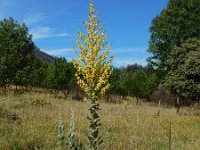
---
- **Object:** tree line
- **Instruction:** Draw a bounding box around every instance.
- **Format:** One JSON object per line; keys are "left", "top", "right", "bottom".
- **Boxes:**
{"left": 0, "top": 18, "right": 75, "bottom": 96}
{"left": 1, "top": 0, "right": 200, "bottom": 104}
{"left": 0, "top": 17, "right": 159, "bottom": 99}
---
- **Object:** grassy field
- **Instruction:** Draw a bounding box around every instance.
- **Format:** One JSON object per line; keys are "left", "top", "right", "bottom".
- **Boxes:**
{"left": 0, "top": 92, "right": 200, "bottom": 150}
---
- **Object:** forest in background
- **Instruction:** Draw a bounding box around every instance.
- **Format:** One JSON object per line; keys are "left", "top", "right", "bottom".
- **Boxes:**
{"left": 0, "top": 0, "right": 200, "bottom": 149}
{"left": 0, "top": 0, "right": 200, "bottom": 107}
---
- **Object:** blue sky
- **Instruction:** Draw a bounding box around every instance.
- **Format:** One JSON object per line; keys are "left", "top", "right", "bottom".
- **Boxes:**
{"left": 0, "top": 0, "right": 169, "bottom": 67}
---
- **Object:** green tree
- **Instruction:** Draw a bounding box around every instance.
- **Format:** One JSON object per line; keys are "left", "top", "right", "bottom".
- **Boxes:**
{"left": 45, "top": 58, "right": 75, "bottom": 97}
{"left": 14, "top": 57, "right": 48, "bottom": 90}
{"left": 131, "top": 71, "right": 148, "bottom": 102}
{"left": 31, "top": 57, "right": 48, "bottom": 88}
{"left": 0, "top": 17, "right": 34, "bottom": 88}
{"left": 144, "top": 73, "right": 160, "bottom": 100}
{"left": 165, "top": 38, "right": 200, "bottom": 102}
{"left": 15, "top": 65, "right": 34, "bottom": 90}
{"left": 148, "top": 0, "right": 200, "bottom": 78}
{"left": 108, "top": 67, "right": 125, "bottom": 96}
{"left": 0, "top": 58, "right": 10, "bottom": 89}
{"left": 119, "top": 72, "right": 134, "bottom": 97}
{"left": 120, "top": 71, "right": 148, "bottom": 102}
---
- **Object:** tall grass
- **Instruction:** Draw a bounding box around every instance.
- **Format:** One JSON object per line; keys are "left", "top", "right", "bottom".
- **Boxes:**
{"left": 0, "top": 92, "right": 200, "bottom": 149}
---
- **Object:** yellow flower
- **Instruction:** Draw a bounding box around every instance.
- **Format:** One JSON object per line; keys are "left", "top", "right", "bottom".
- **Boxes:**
{"left": 73, "top": 1, "right": 113, "bottom": 102}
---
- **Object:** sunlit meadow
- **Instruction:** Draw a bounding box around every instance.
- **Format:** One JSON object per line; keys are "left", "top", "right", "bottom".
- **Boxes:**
{"left": 0, "top": 92, "right": 199, "bottom": 150}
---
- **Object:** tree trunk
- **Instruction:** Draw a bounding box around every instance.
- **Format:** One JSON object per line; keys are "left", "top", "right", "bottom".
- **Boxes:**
{"left": 3, "top": 85, "right": 7, "bottom": 97}
{"left": 135, "top": 96, "right": 139, "bottom": 105}
{"left": 176, "top": 97, "right": 180, "bottom": 114}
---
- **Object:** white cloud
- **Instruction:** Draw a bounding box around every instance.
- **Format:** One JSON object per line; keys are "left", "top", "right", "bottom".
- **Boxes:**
{"left": 23, "top": 12, "right": 70, "bottom": 40}
{"left": 23, "top": 13, "right": 45, "bottom": 26}
{"left": 42, "top": 48, "right": 73, "bottom": 56}
{"left": 30, "top": 26, "right": 70, "bottom": 40}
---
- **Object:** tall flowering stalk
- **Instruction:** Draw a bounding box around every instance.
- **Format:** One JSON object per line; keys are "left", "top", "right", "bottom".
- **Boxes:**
{"left": 72, "top": 1, "right": 113, "bottom": 149}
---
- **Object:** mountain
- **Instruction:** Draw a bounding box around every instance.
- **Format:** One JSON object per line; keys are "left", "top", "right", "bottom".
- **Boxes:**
{"left": 34, "top": 48, "right": 54, "bottom": 63}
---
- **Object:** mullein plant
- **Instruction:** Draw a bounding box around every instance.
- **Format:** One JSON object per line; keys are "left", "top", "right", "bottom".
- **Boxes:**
{"left": 57, "top": 109, "right": 76, "bottom": 150}
{"left": 57, "top": 113, "right": 65, "bottom": 147}
{"left": 66, "top": 108, "right": 75, "bottom": 149}
{"left": 72, "top": 1, "right": 113, "bottom": 149}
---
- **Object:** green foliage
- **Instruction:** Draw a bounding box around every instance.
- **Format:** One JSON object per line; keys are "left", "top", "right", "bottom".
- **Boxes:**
{"left": 0, "top": 17, "right": 50, "bottom": 91}
{"left": 15, "top": 65, "right": 34, "bottom": 89}
{"left": 14, "top": 56, "right": 48, "bottom": 90}
{"left": 0, "top": 17, "right": 35, "bottom": 87}
{"left": 165, "top": 38, "right": 200, "bottom": 101}
{"left": 87, "top": 101, "right": 103, "bottom": 149}
{"left": 108, "top": 67, "right": 159, "bottom": 101}
{"left": 31, "top": 58, "right": 48, "bottom": 88}
{"left": 144, "top": 73, "right": 160, "bottom": 99}
{"left": 131, "top": 71, "right": 148, "bottom": 99}
{"left": 148, "top": 0, "right": 200, "bottom": 78}
{"left": 120, "top": 71, "right": 148, "bottom": 99}
{"left": 119, "top": 72, "right": 134, "bottom": 96}
{"left": 45, "top": 58, "right": 76, "bottom": 97}
{"left": 0, "top": 59, "right": 10, "bottom": 87}
{"left": 108, "top": 68, "right": 125, "bottom": 95}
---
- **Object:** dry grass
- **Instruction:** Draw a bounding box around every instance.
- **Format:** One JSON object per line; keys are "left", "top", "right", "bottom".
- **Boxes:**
{"left": 0, "top": 92, "right": 200, "bottom": 150}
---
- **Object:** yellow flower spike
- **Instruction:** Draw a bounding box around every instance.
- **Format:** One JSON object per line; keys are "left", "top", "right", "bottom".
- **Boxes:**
{"left": 72, "top": 3, "right": 113, "bottom": 146}
{"left": 90, "top": 4, "right": 95, "bottom": 14}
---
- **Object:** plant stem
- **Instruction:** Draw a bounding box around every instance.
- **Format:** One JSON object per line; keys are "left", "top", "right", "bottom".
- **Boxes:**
{"left": 87, "top": 99, "right": 103, "bottom": 150}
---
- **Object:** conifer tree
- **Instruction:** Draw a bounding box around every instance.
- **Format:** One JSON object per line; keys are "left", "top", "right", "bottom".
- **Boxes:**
{"left": 0, "top": 17, "right": 34, "bottom": 88}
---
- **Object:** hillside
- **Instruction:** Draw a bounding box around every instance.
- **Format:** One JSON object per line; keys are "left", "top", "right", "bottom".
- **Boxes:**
{"left": 34, "top": 47, "right": 55, "bottom": 63}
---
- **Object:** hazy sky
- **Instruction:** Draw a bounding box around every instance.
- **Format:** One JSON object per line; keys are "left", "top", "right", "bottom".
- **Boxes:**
{"left": 0, "top": 0, "right": 169, "bottom": 67}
